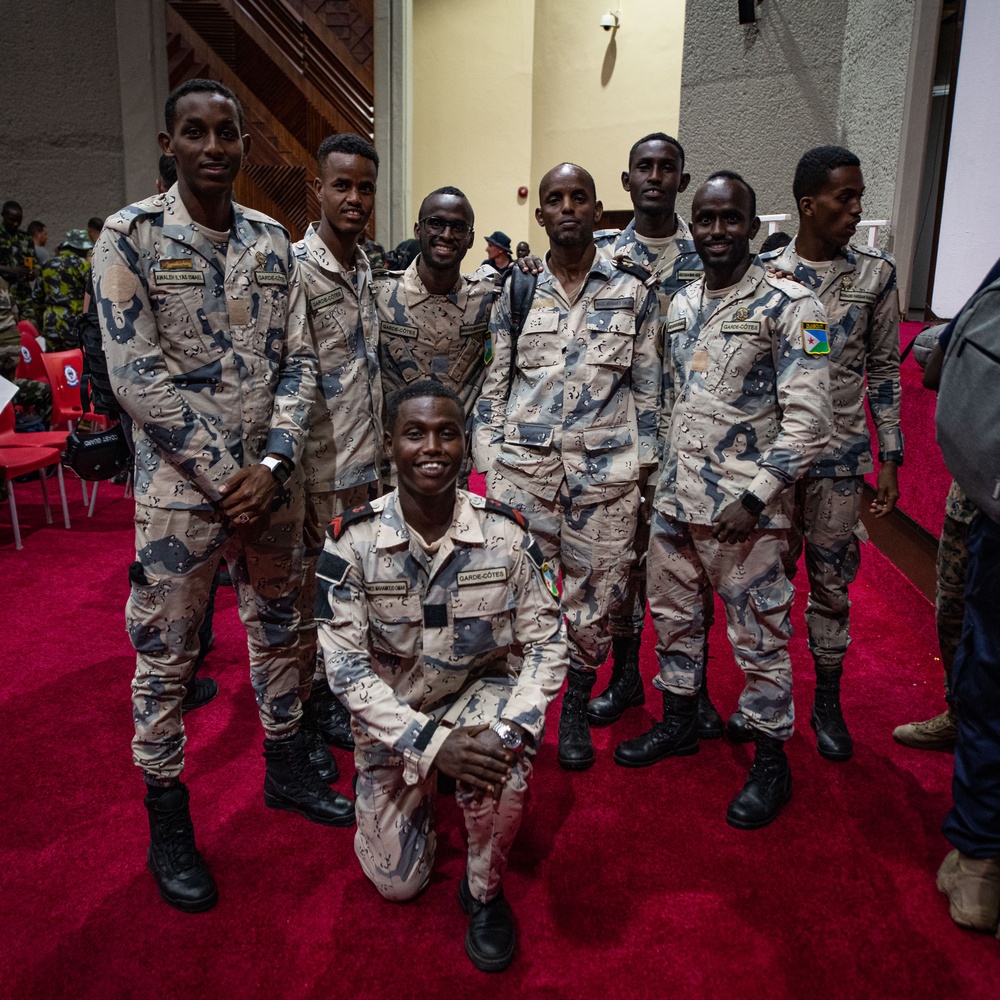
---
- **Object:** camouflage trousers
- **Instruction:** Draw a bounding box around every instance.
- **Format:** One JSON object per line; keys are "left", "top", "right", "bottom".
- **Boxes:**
{"left": 487, "top": 470, "right": 638, "bottom": 672}
{"left": 129, "top": 491, "right": 305, "bottom": 784}
{"left": 609, "top": 485, "right": 652, "bottom": 638}
{"left": 648, "top": 511, "right": 795, "bottom": 740}
{"left": 784, "top": 476, "right": 864, "bottom": 670}
{"left": 1, "top": 344, "right": 52, "bottom": 426}
{"left": 297, "top": 483, "right": 377, "bottom": 693}
{"left": 936, "top": 514, "right": 970, "bottom": 699}
{"left": 354, "top": 678, "right": 531, "bottom": 905}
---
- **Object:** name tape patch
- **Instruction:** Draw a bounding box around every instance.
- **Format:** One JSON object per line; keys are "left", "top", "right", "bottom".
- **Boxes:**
{"left": 310, "top": 288, "right": 344, "bottom": 311}
{"left": 839, "top": 289, "right": 877, "bottom": 305}
{"left": 364, "top": 579, "right": 408, "bottom": 596}
{"left": 255, "top": 270, "right": 287, "bottom": 287}
{"left": 667, "top": 318, "right": 687, "bottom": 334}
{"left": 158, "top": 258, "right": 194, "bottom": 270}
{"left": 720, "top": 320, "right": 761, "bottom": 334}
{"left": 676, "top": 270, "right": 702, "bottom": 282}
{"left": 460, "top": 321, "right": 488, "bottom": 337}
{"left": 382, "top": 322, "right": 418, "bottom": 339}
{"left": 152, "top": 269, "right": 204, "bottom": 286}
{"left": 457, "top": 567, "right": 508, "bottom": 587}
{"left": 595, "top": 297, "right": 633, "bottom": 310}
{"left": 802, "top": 321, "right": 830, "bottom": 355}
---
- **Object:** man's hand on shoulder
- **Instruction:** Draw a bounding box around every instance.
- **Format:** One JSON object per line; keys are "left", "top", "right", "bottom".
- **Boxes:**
{"left": 513, "top": 255, "right": 545, "bottom": 276}
{"left": 434, "top": 725, "right": 515, "bottom": 797}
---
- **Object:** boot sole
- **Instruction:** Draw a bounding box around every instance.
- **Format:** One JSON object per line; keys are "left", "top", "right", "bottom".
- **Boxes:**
{"left": 613, "top": 742, "right": 699, "bottom": 768}
{"left": 811, "top": 718, "right": 854, "bottom": 761}
{"left": 557, "top": 754, "right": 595, "bottom": 771}
{"left": 147, "top": 859, "right": 219, "bottom": 913}
{"left": 697, "top": 724, "right": 724, "bottom": 740}
{"left": 263, "top": 792, "right": 356, "bottom": 827}
{"left": 892, "top": 733, "right": 956, "bottom": 752}
{"left": 935, "top": 874, "right": 1000, "bottom": 932}
{"left": 725, "top": 784, "right": 792, "bottom": 830}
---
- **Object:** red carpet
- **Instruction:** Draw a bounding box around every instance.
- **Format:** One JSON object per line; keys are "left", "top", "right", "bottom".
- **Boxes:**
{"left": 2, "top": 481, "right": 999, "bottom": 999}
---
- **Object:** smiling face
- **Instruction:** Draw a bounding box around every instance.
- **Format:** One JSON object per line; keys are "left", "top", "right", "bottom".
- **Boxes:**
{"left": 388, "top": 394, "right": 466, "bottom": 502}
{"left": 535, "top": 164, "right": 602, "bottom": 249}
{"left": 314, "top": 151, "right": 377, "bottom": 243}
{"left": 415, "top": 192, "right": 475, "bottom": 273}
{"left": 690, "top": 177, "right": 760, "bottom": 281}
{"left": 159, "top": 91, "right": 247, "bottom": 202}
{"left": 801, "top": 165, "right": 865, "bottom": 250}
{"left": 622, "top": 139, "right": 689, "bottom": 218}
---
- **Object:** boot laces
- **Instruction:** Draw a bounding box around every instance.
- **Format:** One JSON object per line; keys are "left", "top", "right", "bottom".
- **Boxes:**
{"left": 159, "top": 804, "right": 198, "bottom": 871}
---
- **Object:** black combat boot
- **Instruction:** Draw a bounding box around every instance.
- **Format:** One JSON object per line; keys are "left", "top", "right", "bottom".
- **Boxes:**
{"left": 587, "top": 635, "right": 645, "bottom": 726}
{"left": 144, "top": 781, "right": 218, "bottom": 912}
{"left": 311, "top": 676, "right": 355, "bottom": 751}
{"left": 558, "top": 670, "right": 596, "bottom": 771}
{"left": 300, "top": 693, "right": 339, "bottom": 783}
{"left": 725, "top": 709, "right": 755, "bottom": 743}
{"left": 696, "top": 643, "right": 723, "bottom": 739}
{"left": 181, "top": 676, "right": 219, "bottom": 715}
{"left": 262, "top": 731, "right": 355, "bottom": 826}
{"left": 458, "top": 876, "right": 516, "bottom": 972}
{"left": 726, "top": 734, "right": 792, "bottom": 829}
{"left": 811, "top": 664, "right": 853, "bottom": 761}
{"left": 613, "top": 689, "right": 699, "bottom": 767}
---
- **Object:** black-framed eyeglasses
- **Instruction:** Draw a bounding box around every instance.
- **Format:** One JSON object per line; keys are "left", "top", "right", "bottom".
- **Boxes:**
{"left": 419, "top": 217, "right": 472, "bottom": 238}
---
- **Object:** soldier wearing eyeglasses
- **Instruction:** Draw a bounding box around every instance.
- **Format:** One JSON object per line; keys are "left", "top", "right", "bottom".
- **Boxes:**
{"left": 374, "top": 187, "right": 499, "bottom": 434}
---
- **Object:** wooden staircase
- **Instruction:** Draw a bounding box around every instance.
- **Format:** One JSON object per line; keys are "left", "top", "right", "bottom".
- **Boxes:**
{"left": 165, "top": 0, "right": 375, "bottom": 239}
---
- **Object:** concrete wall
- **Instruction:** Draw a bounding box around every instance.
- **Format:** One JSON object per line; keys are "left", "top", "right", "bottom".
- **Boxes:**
{"left": 931, "top": 0, "right": 1000, "bottom": 317}
{"left": 677, "top": 0, "right": 919, "bottom": 249}
{"left": 411, "top": 0, "right": 686, "bottom": 254}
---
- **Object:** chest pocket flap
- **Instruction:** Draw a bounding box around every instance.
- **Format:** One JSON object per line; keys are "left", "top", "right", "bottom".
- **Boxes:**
{"left": 518, "top": 308, "right": 561, "bottom": 368}
{"left": 452, "top": 581, "right": 516, "bottom": 657}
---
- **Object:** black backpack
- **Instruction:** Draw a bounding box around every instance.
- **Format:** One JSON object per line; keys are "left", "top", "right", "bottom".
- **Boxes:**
{"left": 76, "top": 274, "right": 120, "bottom": 418}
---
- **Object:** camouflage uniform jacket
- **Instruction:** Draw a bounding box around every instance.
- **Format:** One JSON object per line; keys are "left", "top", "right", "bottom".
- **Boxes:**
{"left": 93, "top": 184, "right": 316, "bottom": 511}
{"left": 0, "top": 276, "right": 17, "bottom": 356}
{"left": 472, "top": 253, "right": 660, "bottom": 505}
{"left": 294, "top": 224, "right": 382, "bottom": 494}
{"left": 0, "top": 227, "right": 36, "bottom": 315}
{"left": 594, "top": 216, "right": 703, "bottom": 317}
{"left": 32, "top": 248, "right": 90, "bottom": 351}
{"left": 374, "top": 256, "right": 499, "bottom": 421}
{"left": 656, "top": 260, "right": 832, "bottom": 529}
{"left": 762, "top": 237, "right": 902, "bottom": 476}
{"left": 315, "top": 489, "right": 568, "bottom": 782}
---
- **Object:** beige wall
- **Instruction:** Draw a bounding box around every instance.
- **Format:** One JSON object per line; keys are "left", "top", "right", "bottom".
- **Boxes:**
{"left": 412, "top": 0, "right": 686, "bottom": 254}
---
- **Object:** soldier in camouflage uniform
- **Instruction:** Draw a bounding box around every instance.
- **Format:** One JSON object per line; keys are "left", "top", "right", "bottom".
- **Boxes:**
{"left": 0, "top": 276, "right": 52, "bottom": 429}
{"left": 584, "top": 132, "right": 723, "bottom": 739}
{"left": 0, "top": 200, "right": 37, "bottom": 316}
{"left": 317, "top": 382, "right": 567, "bottom": 972}
{"left": 375, "top": 186, "right": 498, "bottom": 457}
{"left": 293, "top": 132, "right": 383, "bottom": 779}
{"left": 472, "top": 162, "right": 660, "bottom": 771}
{"left": 32, "top": 229, "right": 92, "bottom": 351}
{"left": 616, "top": 172, "right": 831, "bottom": 829}
{"left": 93, "top": 80, "right": 352, "bottom": 915}
{"left": 724, "top": 146, "right": 902, "bottom": 763}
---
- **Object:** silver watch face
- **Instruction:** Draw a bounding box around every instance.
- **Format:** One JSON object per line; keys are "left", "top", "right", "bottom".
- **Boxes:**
{"left": 492, "top": 721, "right": 521, "bottom": 749}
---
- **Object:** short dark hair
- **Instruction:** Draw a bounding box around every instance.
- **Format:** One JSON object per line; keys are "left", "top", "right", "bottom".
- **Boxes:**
{"left": 2, "top": 201, "right": 21, "bottom": 215}
{"left": 158, "top": 154, "right": 177, "bottom": 189}
{"left": 628, "top": 132, "right": 685, "bottom": 170}
{"left": 386, "top": 381, "right": 464, "bottom": 431}
{"left": 759, "top": 231, "right": 792, "bottom": 254}
{"left": 164, "top": 78, "right": 244, "bottom": 133}
{"left": 418, "top": 186, "right": 470, "bottom": 220}
{"left": 704, "top": 170, "right": 757, "bottom": 218}
{"left": 26, "top": 220, "right": 46, "bottom": 237}
{"left": 317, "top": 132, "right": 379, "bottom": 173}
{"left": 87, "top": 216, "right": 103, "bottom": 232}
{"left": 793, "top": 145, "right": 861, "bottom": 203}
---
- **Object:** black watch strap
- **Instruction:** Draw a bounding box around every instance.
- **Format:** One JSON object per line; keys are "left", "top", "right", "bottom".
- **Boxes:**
{"left": 739, "top": 490, "right": 766, "bottom": 517}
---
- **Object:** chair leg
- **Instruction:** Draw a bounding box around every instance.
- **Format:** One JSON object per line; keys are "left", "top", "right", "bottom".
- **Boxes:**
{"left": 80, "top": 479, "right": 89, "bottom": 505}
{"left": 56, "top": 465, "right": 71, "bottom": 529}
{"left": 7, "top": 481, "right": 22, "bottom": 550}
{"left": 88, "top": 479, "right": 99, "bottom": 517}
{"left": 39, "top": 470, "right": 52, "bottom": 524}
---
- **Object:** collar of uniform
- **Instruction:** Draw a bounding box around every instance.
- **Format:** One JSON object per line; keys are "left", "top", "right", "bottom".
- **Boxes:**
{"left": 402, "top": 256, "right": 466, "bottom": 309}
{"left": 540, "top": 248, "right": 613, "bottom": 286}
{"left": 704, "top": 258, "right": 767, "bottom": 314}
{"left": 374, "top": 489, "right": 485, "bottom": 550}
{"left": 159, "top": 182, "right": 254, "bottom": 268}
{"left": 300, "top": 223, "right": 370, "bottom": 287}
{"left": 779, "top": 236, "right": 855, "bottom": 297}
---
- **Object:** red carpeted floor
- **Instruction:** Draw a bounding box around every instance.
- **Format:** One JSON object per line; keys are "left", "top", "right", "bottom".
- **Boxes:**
{"left": 2, "top": 480, "right": 999, "bottom": 999}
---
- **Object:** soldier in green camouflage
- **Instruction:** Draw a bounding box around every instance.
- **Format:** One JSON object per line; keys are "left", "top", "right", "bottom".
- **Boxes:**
{"left": 32, "top": 230, "right": 92, "bottom": 351}
{"left": 0, "top": 276, "right": 52, "bottom": 428}
{"left": 0, "top": 201, "right": 37, "bottom": 316}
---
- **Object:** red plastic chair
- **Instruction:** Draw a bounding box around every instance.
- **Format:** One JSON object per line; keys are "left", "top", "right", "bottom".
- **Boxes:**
{"left": 0, "top": 401, "right": 71, "bottom": 452}
{"left": 0, "top": 445, "right": 71, "bottom": 549}
{"left": 40, "top": 349, "right": 85, "bottom": 430}
{"left": 15, "top": 323, "right": 49, "bottom": 382}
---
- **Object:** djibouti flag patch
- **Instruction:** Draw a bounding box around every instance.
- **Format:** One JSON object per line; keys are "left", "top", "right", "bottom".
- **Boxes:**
{"left": 484, "top": 331, "right": 494, "bottom": 365}
{"left": 802, "top": 321, "right": 829, "bottom": 355}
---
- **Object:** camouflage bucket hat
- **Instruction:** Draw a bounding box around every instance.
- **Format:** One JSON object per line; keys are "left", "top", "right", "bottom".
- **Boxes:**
{"left": 61, "top": 229, "right": 94, "bottom": 251}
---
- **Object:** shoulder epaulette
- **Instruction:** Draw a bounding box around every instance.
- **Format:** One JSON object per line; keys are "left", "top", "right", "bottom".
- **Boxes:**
{"left": 612, "top": 254, "right": 655, "bottom": 285}
{"left": 103, "top": 194, "right": 167, "bottom": 235}
{"left": 328, "top": 502, "right": 379, "bottom": 541}
{"left": 763, "top": 271, "right": 813, "bottom": 300}
{"left": 236, "top": 203, "right": 287, "bottom": 233}
{"left": 850, "top": 242, "right": 896, "bottom": 266}
{"left": 469, "top": 494, "right": 529, "bottom": 531}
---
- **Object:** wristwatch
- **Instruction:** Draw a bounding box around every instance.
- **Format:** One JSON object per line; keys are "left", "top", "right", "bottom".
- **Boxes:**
{"left": 739, "top": 490, "right": 766, "bottom": 517}
{"left": 490, "top": 720, "right": 524, "bottom": 753}
{"left": 261, "top": 455, "right": 291, "bottom": 485}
